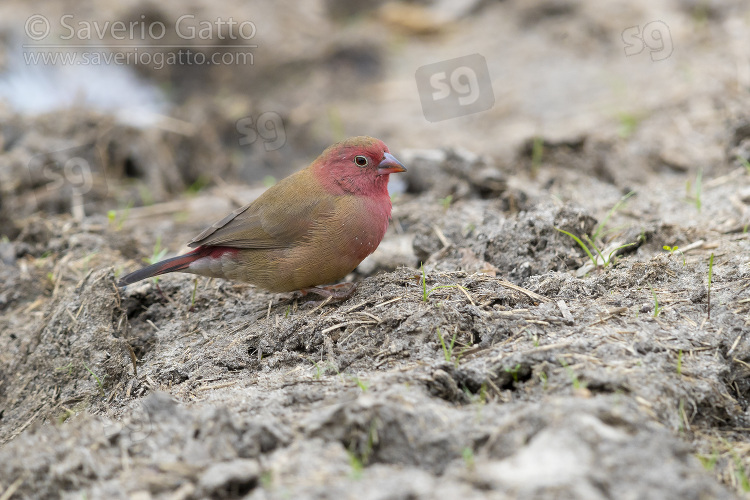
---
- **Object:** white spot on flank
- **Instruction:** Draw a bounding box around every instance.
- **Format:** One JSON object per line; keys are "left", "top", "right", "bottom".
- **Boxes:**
{"left": 188, "top": 254, "right": 237, "bottom": 277}
{"left": 188, "top": 258, "right": 210, "bottom": 274}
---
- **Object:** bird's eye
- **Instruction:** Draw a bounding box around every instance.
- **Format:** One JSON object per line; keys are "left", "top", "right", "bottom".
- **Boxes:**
{"left": 354, "top": 155, "right": 368, "bottom": 167}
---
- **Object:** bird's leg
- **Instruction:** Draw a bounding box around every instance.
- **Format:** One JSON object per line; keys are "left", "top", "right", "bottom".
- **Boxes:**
{"left": 155, "top": 281, "right": 169, "bottom": 302}
{"left": 300, "top": 282, "right": 358, "bottom": 301}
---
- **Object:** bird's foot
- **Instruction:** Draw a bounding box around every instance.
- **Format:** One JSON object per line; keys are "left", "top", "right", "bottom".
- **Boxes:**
{"left": 300, "top": 282, "right": 358, "bottom": 301}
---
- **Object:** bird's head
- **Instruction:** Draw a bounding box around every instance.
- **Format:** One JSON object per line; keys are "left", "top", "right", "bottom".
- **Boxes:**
{"left": 312, "top": 136, "right": 406, "bottom": 196}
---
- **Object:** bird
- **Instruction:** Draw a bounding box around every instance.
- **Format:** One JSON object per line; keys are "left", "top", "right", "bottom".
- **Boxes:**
{"left": 117, "top": 136, "right": 406, "bottom": 296}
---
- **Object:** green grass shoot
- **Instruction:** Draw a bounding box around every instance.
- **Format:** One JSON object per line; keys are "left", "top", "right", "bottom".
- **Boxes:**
{"left": 591, "top": 191, "right": 635, "bottom": 241}
{"left": 437, "top": 327, "right": 457, "bottom": 364}
{"left": 539, "top": 371, "right": 548, "bottom": 389}
{"left": 477, "top": 383, "right": 487, "bottom": 405}
{"left": 107, "top": 200, "right": 133, "bottom": 230}
{"left": 83, "top": 363, "right": 106, "bottom": 397}
{"left": 559, "top": 358, "right": 584, "bottom": 390}
{"left": 734, "top": 454, "right": 750, "bottom": 492}
{"left": 186, "top": 174, "right": 211, "bottom": 195}
{"left": 663, "top": 245, "right": 686, "bottom": 265}
{"left": 555, "top": 227, "right": 597, "bottom": 267}
{"left": 651, "top": 287, "right": 661, "bottom": 317}
{"left": 57, "top": 407, "right": 75, "bottom": 425}
{"left": 607, "top": 242, "right": 638, "bottom": 264}
{"left": 504, "top": 363, "right": 522, "bottom": 383}
{"left": 347, "top": 419, "right": 378, "bottom": 479}
{"left": 440, "top": 194, "right": 453, "bottom": 210}
{"left": 738, "top": 155, "right": 750, "bottom": 174}
{"left": 462, "top": 447, "right": 475, "bottom": 470}
{"left": 420, "top": 263, "right": 470, "bottom": 302}
{"left": 352, "top": 376, "right": 369, "bottom": 392}
{"left": 687, "top": 170, "right": 702, "bottom": 211}
{"left": 145, "top": 237, "right": 168, "bottom": 284}
{"left": 311, "top": 360, "right": 322, "bottom": 380}
{"left": 696, "top": 450, "right": 719, "bottom": 471}
{"left": 55, "top": 362, "right": 74, "bottom": 375}
{"left": 556, "top": 191, "right": 639, "bottom": 270}
{"left": 347, "top": 451, "right": 364, "bottom": 479}
{"left": 259, "top": 470, "right": 273, "bottom": 489}
{"left": 719, "top": 438, "right": 750, "bottom": 492}
{"left": 138, "top": 185, "right": 154, "bottom": 206}
{"left": 617, "top": 112, "right": 640, "bottom": 138}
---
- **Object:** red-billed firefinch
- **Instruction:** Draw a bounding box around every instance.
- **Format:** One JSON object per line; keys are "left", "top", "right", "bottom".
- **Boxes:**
{"left": 118, "top": 136, "right": 406, "bottom": 293}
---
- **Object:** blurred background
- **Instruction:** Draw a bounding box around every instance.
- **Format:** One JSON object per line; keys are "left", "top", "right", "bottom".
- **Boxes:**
{"left": 0, "top": 0, "right": 748, "bottom": 242}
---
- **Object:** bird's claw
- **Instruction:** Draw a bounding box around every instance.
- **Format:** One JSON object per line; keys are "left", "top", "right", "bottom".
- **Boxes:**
{"left": 300, "top": 282, "right": 358, "bottom": 301}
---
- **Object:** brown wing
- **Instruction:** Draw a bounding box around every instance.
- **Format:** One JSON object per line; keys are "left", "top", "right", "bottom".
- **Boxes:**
{"left": 188, "top": 170, "right": 337, "bottom": 249}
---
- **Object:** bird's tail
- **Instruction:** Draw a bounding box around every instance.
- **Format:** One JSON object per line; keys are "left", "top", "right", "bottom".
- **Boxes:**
{"left": 117, "top": 247, "right": 213, "bottom": 287}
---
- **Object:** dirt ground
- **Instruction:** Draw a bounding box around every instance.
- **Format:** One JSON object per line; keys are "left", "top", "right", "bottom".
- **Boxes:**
{"left": 2, "top": 0, "right": 750, "bottom": 499}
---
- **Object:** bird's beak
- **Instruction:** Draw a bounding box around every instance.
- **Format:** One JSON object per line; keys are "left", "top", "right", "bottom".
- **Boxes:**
{"left": 377, "top": 152, "right": 407, "bottom": 175}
